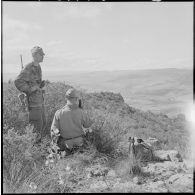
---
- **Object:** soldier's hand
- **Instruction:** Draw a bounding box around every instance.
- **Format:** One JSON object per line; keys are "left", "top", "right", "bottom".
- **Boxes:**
{"left": 83, "top": 128, "right": 93, "bottom": 135}
{"left": 51, "top": 128, "right": 60, "bottom": 137}
{"left": 31, "top": 86, "right": 41, "bottom": 93}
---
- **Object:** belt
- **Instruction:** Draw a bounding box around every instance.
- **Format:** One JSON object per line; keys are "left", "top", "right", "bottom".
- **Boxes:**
{"left": 63, "top": 135, "right": 83, "bottom": 141}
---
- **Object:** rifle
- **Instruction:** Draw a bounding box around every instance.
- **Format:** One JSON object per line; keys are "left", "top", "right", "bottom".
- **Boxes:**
{"left": 78, "top": 99, "right": 82, "bottom": 109}
{"left": 20, "top": 54, "right": 24, "bottom": 69}
{"left": 18, "top": 55, "right": 29, "bottom": 111}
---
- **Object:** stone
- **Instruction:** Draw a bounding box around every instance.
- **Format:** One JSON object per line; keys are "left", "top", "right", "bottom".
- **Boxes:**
{"left": 112, "top": 182, "right": 137, "bottom": 192}
{"left": 153, "top": 150, "right": 183, "bottom": 162}
{"left": 107, "top": 170, "right": 116, "bottom": 178}
{"left": 143, "top": 161, "right": 188, "bottom": 182}
{"left": 145, "top": 137, "right": 161, "bottom": 150}
{"left": 183, "top": 159, "right": 194, "bottom": 173}
{"left": 166, "top": 173, "right": 193, "bottom": 192}
{"left": 153, "top": 150, "right": 171, "bottom": 161}
{"left": 150, "top": 186, "right": 168, "bottom": 193}
{"left": 133, "top": 176, "right": 142, "bottom": 185}
{"left": 155, "top": 181, "right": 164, "bottom": 186}
{"left": 143, "top": 180, "right": 168, "bottom": 193}
{"left": 167, "top": 150, "right": 183, "bottom": 162}
{"left": 90, "top": 181, "right": 108, "bottom": 192}
{"left": 89, "top": 166, "right": 109, "bottom": 177}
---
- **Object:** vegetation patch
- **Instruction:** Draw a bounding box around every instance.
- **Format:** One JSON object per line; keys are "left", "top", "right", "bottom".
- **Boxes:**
{"left": 3, "top": 81, "right": 191, "bottom": 193}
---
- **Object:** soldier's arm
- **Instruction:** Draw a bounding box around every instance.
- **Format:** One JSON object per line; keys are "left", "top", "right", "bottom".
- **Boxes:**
{"left": 14, "top": 65, "right": 39, "bottom": 94}
{"left": 51, "top": 111, "right": 60, "bottom": 137}
{"left": 81, "top": 110, "right": 93, "bottom": 129}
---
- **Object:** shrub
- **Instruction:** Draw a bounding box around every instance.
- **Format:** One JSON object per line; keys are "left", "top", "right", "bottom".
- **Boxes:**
{"left": 3, "top": 125, "right": 50, "bottom": 193}
{"left": 3, "top": 82, "right": 28, "bottom": 132}
{"left": 88, "top": 109, "right": 126, "bottom": 154}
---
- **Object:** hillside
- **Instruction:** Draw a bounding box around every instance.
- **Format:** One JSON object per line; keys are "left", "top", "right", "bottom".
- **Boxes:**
{"left": 45, "top": 68, "right": 193, "bottom": 116}
{"left": 3, "top": 81, "right": 193, "bottom": 193}
{"left": 4, "top": 68, "right": 193, "bottom": 117}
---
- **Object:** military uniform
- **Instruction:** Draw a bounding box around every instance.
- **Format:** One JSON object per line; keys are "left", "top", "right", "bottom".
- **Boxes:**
{"left": 51, "top": 88, "right": 92, "bottom": 153}
{"left": 14, "top": 61, "right": 46, "bottom": 140}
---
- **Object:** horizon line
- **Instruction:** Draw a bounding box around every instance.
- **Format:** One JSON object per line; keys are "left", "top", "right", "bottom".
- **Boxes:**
{"left": 3, "top": 67, "right": 193, "bottom": 75}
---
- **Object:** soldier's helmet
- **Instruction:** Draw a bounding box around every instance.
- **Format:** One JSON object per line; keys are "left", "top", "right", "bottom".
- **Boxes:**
{"left": 31, "top": 46, "right": 45, "bottom": 56}
{"left": 65, "top": 88, "right": 78, "bottom": 99}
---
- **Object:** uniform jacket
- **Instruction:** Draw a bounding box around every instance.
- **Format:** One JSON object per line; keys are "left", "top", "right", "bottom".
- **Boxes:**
{"left": 51, "top": 102, "right": 92, "bottom": 140}
{"left": 14, "top": 61, "right": 44, "bottom": 108}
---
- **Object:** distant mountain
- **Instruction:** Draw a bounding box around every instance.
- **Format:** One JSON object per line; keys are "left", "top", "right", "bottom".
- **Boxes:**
{"left": 3, "top": 68, "right": 193, "bottom": 116}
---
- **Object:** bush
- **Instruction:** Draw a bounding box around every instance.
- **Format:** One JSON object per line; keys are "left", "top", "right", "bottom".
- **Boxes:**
{"left": 3, "top": 125, "right": 50, "bottom": 193}
{"left": 88, "top": 109, "right": 126, "bottom": 154}
{"left": 3, "top": 82, "right": 28, "bottom": 132}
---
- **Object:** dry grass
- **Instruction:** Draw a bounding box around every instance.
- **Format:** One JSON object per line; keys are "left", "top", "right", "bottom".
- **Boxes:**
{"left": 3, "top": 81, "right": 191, "bottom": 193}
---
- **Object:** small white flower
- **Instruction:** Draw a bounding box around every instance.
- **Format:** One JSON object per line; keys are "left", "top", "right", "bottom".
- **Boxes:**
{"left": 29, "top": 182, "right": 37, "bottom": 190}
{"left": 57, "top": 154, "right": 61, "bottom": 160}
{"left": 61, "top": 151, "right": 66, "bottom": 158}
{"left": 87, "top": 173, "right": 91, "bottom": 179}
{"left": 50, "top": 159, "right": 54, "bottom": 163}
{"left": 58, "top": 179, "right": 64, "bottom": 185}
{"left": 65, "top": 165, "right": 71, "bottom": 171}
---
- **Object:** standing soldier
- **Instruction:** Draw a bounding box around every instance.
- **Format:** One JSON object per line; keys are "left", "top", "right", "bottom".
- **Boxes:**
{"left": 14, "top": 46, "right": 47, "bottom": 143}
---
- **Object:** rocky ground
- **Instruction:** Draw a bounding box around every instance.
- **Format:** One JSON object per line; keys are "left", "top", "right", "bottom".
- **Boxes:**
{"left": 76, "top": 159, "right": 193, "bottom": 193}
{"left": 53, "top": 146, "right": 194, "bottom": 193}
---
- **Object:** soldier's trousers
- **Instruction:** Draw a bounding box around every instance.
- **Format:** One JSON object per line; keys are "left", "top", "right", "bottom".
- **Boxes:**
{"left": 29, "top": 106, "right": 46, "bottom": 139}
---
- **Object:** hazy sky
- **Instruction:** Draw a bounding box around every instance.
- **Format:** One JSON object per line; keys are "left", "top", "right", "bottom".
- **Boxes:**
{"left": 3, "top": 2, "right": 193, "bottom": 74}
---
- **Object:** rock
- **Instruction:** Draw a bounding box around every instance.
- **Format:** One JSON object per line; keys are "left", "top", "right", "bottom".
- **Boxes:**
{"left": 145, "top": 137, "right": 161, "bottom": 150}
{"left": 142, "top": 180, "right": 168, "bottom": 193}
{"left": 183, "top": 159, "right": 194, "bottom": 172}
{"left": 112, "top": 182, "right": 138, "bottom": 192}
{"left": 155, "top": 181, "right": 164, "bottom": 186}
{"left": 167, "top": 150, "right": 183, "bottom": 162}
{"left": 133, "top": 177, "right": 142, "bottom": 185}
{"left": 146, "top": 183, "right": 168, "bottom": 193}
{"left": 143, "top": 161, "right": 188, "bottom": 182}
{"left": 153, "top": 150, "right": 183, "bottom": 162}
{"left": 153, "top": 150, "right": 171, "bottom": 161}
{"left": 89, "top": 166, "right": 109, "bottom": 177}
{"left": 166, "top": 173, "right": 193, "bottom": 192}
{"left": 90, "top": 181, "right": 108, "bottom": 192}
{"left": 152, "top": 178, "right": 159, "bottom": 182}
{"left": 107, "top": 170, "right": 116, "bottom": 178}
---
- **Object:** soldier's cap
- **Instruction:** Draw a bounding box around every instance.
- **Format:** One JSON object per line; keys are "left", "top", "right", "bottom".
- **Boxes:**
{"left": 31, "top": 46, "right": 45, "bottom": 56}
{"left": 65, "top": 88, "right": 78, "bottom": 99}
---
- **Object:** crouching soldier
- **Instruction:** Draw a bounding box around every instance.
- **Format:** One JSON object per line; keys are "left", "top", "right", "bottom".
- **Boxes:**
{"left": 51, "top": 88, "right": 93, "bottom": 156}
{"left": 14, "top": 46, "right": 47, "bottom": 143}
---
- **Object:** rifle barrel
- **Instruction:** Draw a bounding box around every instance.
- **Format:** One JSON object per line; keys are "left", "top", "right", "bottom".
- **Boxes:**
{"left": 20, "top": 55, "right": 23, "bottom": 69}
